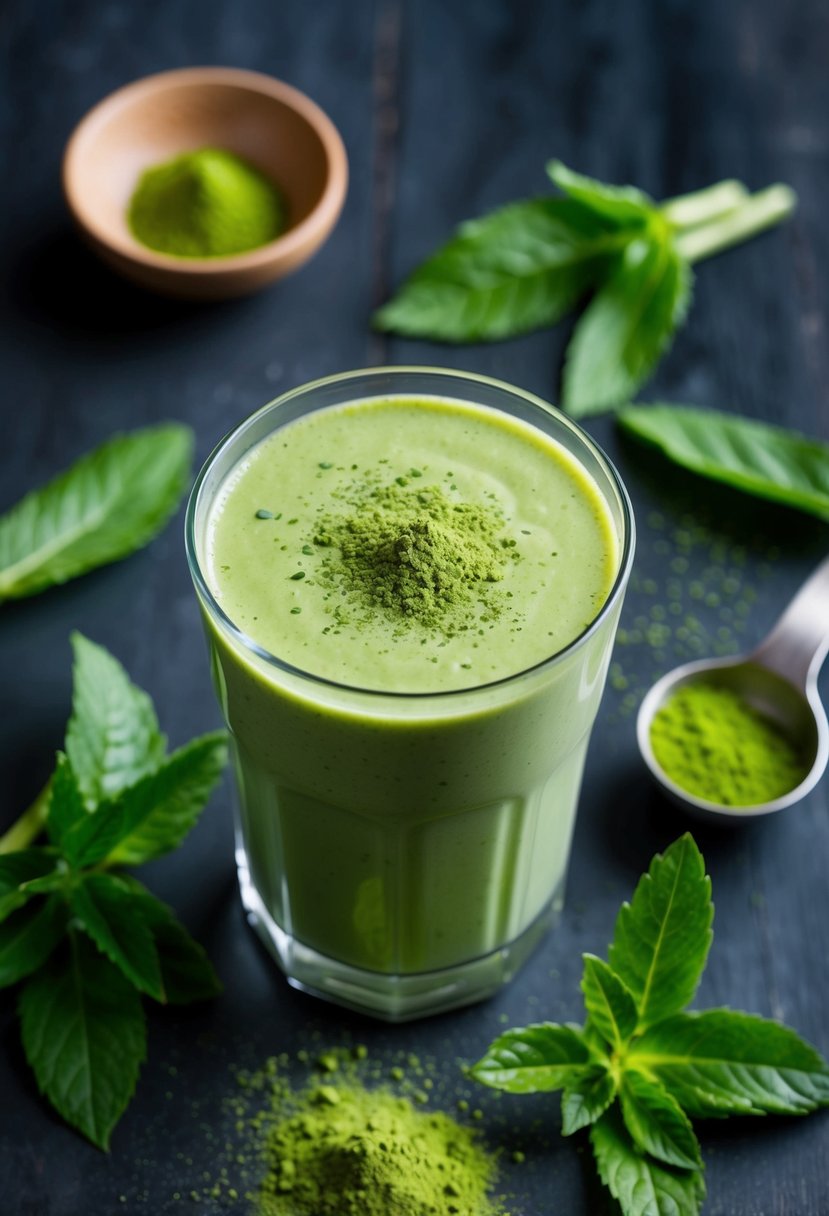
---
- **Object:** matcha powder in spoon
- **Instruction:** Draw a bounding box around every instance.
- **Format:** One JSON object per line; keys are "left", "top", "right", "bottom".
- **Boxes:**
{"left": 650, "top": 681, "right": 809, "bottom": 805}
{"left": 128, "top": 147, "right": 285, "bottom": 257}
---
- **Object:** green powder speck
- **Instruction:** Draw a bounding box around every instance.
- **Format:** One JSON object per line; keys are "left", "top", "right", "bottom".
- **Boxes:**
{"left": 257, "top": 1083, "right": 501, "bottom": 1216}
{"left": 650, "top": 682, "right": 809, "bottom": 806}
{"left": 128, "top": 147, "right": 285, "bottom": 258}
{"left": 317, "top": 1052, "right": 340, "bottom": 1074}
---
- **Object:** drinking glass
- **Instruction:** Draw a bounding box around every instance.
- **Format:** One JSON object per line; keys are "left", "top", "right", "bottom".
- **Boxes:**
{"left": 186, "top": 367, "right": 634, "bottom": 1020}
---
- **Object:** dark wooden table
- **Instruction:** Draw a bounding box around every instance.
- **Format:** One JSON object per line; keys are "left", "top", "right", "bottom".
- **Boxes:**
{"left": 2, "top": 2, "right": 828, "bottom": 1212}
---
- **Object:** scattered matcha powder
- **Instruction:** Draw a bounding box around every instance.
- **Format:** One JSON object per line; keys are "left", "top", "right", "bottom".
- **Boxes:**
{"left": 145, "top": 1040, "right": 528, "bottom": 1213}
{"left": 607, "top": 508, "right": 780, "bottom": 720}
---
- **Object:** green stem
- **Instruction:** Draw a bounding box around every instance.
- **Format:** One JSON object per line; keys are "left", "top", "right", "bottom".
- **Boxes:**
{"left": 674, "top": 185, "right": 797, "bottom": 263}
{"left": 661, "top": 179, "right": 748, "bottom": 230}
{"left": 0, "top": 781, "right": 51, "bottom": 853}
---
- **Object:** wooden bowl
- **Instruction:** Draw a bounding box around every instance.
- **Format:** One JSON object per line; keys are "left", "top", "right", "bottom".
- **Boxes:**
{"left": 62, "top": 67, "right": 348, "bottom": 300}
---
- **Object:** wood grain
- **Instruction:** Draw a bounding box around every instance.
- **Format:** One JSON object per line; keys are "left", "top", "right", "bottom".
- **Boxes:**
{"left": 1, "top": 1, "right": 827, "bottom": 1212}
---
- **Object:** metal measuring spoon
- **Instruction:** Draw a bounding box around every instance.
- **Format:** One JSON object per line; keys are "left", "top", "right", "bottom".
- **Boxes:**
{"left": 637, "top": 556, "right": 829, "bottom": 823}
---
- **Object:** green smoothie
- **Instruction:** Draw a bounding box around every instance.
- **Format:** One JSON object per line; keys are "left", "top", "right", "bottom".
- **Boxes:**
{"left": 207, "top": 396, "right": 616, "bottom": 691}
{"left": 191, "top": 377, "right": 631, "bottom": 1019}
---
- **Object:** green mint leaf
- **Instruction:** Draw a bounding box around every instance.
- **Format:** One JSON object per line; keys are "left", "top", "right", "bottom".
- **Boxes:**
{"left": 608, "top": 834, "right": 713, "bottom": 1031}
{"left": 55, "top": 733, "right": 226, "bottom": 869}
{"left": 57, "top": 793, "right": 138, "bottom": 869}
{"left": 583, "top": 1018, "right": 613, "bottom": 1054}
{"left": 629, "top": 1010, "right": 829, "bottom": 1117}
{"left": 469, "top": 1023, "right": 593, "bottom": 1094}
{"left": 17, "top": 871, "right": 67, "bottom": 897}
{"left": 591, "top": 1107, "right": 706, "bottom": 1216}
{"left": 0, "top": 850, "right": 59, "bottom": 922}
{"left": 547, "top": 160, "right": 654, "bottom": 227}
{"left": 120, "top": 880, "right": 222, "bottom": 1004}
{"left": 620, "top": 1069, "right": 703, "bottom": 1170}
{"left": 373, "top": 198, "right": 618, "bottom": 342}
{"left": 145, "top": 911, "right": 222, "bottom": 1005}
{"left": 0, "top": 896, "right": 65, "bottom": 987}
{"left": 69, "top": 874, "right": 164, "bottom": 1002}
{"left": 0, "top": 424, "right": 192, "bottom": 603}
{"left": 561, "top": 1066, "right": 616, "bottom": 1135}
{"left": 45, "top": 752, "right": 88, "bottom": 849}
{"left": 19, "top": 931, "right": 146, "bottom": 1150}
{"left": 104, "top": 732, "right": 228, "bottom": 866}
{"left": 618, "top": 404, "right": 829, "bottom": 522}
{"left": 562, "top": 235, "right": 692, "bottom": 416}
{"left": 66, "top": 633, "right": 166, "bottom": 807}
{"left": 581, "top": 954, "right": 639, "bottom": 1050}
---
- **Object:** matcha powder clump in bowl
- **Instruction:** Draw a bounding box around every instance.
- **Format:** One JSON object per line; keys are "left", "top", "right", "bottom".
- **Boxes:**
{"left": 257, "top": 1082, "right": 503, "bottom": 1216}
{"left": 128, "top": 147, "right": 286, "bottom": 258}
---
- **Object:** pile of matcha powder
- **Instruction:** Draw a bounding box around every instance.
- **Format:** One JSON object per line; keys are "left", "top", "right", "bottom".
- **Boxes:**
{"left": 191, "top": 1048, "right": 510, "bottom": 1216}
{"left": 128, "top": 147, "right": 285, "bottom": 257}
{"left": 257, "top": 1080, "right": 501, "bottom": 1215}
{"left": 312, "top": 480, "right": 513, "bottom": 634}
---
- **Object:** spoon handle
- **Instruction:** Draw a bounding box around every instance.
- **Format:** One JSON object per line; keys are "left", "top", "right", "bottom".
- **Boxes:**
{"left": 752, "top": 555, "right": 829, "bottom": 688}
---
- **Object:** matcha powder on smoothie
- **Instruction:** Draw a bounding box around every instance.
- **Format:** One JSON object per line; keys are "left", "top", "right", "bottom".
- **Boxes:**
{"left": 208, "top": 395, "right": 617, "bottom": 690}
{"left": 256, "top": 1082, "right": 502, "bottom": 1216}
{"left": 313, "top": 482, "right": 511, "bottom": 633}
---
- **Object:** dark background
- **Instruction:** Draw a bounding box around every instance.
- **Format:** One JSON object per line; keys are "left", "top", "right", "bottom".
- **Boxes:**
{"left": 2, "top": 1, "right": 828, "bottom": 1213}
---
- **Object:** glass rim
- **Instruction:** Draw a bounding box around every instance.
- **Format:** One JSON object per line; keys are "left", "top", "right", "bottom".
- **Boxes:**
{"left": 185, "top": 365, "right": 635, "bottom": 701}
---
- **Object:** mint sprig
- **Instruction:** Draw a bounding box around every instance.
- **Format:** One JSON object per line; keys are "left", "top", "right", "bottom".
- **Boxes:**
{"left": 469, "top": 835, "right": 829, "bottom": 1216}
{"left": 0, "top": 632, "right": 227, "bottom": 1149}
{"left": 374, "top": 162, "right": 795, "bottom": 415}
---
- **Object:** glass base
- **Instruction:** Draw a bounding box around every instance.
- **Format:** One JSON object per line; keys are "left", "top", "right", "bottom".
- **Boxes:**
{"left": 236, "top": 843, "right": 562, "bottom": 1021}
